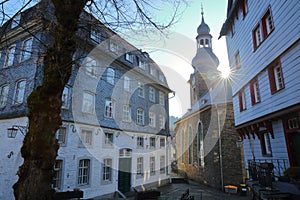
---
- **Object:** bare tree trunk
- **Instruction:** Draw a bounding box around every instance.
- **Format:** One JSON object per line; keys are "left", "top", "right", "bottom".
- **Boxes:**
{"left": 13, "top": 1, "right": 87, "bottom": 199}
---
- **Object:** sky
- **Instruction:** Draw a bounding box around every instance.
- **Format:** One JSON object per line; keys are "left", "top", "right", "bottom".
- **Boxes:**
{"left": 137, "top": 0, "right": 230, "bottom": 118}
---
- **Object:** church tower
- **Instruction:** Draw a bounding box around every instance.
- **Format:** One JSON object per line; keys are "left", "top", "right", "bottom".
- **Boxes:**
{"left": 190, "top": 6, "right": 220, "bottom": 106}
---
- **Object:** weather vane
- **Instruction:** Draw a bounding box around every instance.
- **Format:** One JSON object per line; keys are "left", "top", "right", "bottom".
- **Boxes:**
{"left": 201, "top": 3, "right": 204, "bottom": 16}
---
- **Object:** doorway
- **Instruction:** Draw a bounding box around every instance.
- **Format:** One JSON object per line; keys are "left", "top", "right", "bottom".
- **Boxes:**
{"left": 118, "top": 148, "right": 132, "bottom": 193}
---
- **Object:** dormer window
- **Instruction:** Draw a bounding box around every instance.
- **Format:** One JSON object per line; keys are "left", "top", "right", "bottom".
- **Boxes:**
{"left": 11, "top": 14, "right": 21, "bottom": 29}
{"left": 125, "top": 53, "right": 134, "bottom": 63}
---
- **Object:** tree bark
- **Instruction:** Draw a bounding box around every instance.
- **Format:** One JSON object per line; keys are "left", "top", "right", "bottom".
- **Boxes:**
{"left": 13, "top": 1, "right": 87, "bottom": 199}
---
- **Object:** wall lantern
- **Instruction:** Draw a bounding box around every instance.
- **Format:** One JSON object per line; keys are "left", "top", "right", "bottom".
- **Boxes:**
{"left": 7, "top": 125, "right": 28, "bottom": 138}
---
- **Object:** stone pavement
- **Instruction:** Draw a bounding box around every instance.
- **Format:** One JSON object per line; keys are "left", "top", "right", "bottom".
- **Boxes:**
{"left": 157, "top": 180, "right": 249, "bottom": 200}
{"left": 93, "top": 180, "right": 250, "bottom": 199}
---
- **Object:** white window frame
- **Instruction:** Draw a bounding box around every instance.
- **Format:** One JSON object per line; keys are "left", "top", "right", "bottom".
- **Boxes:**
{"left": 102, "top": 158, "right": 112, "bottom": 183}
{"left": 125, "top": 53, "right": 134, "bottom": 63}
{"left": 124, "top": 76, "right": 130, "bottom": 92}
{"left": 79, "top": 129, "right": 93, "bottom": 148}
{"left": 106, "top": 67, "right": 115, "bottom": 85}
{"left": 150, "top": 66, "right": 156, "bottom": 76}
{"left": 82, "top": 91, "right": 95, "bottom": 114}
{"left": 109, "top": 40, "right": 118, "bottom": 54}
{"left": 104, "top": 99, "right": 114, "bottom": 118}
{"left": 137, "top": 82, "right": 144, "bottom": 97}
{"left": 0, "top": 84, "right": 9, "bottom": 108}
{"left": 4, "top": 45, "right": 16, "bottom": 67}
{"left": 137, "top": 108, "right": 144, "bottom": 125}
{"left": 90, "top": 29, "right": 101, "bottom": 43}
{"left": 160, "top": 155, "right": 166, "bottom": 174}
{"left": 263, "top": 133, "right": 272, "bottom": 156}
{"left": 274, "top": 65, "right": 284, "bottom": 90}
{"left": 160, "top": 137, "right": 165, "bottom": 148}
{"left": 56, "top": 127, "right": 67, "bottom": 146}
{"left": 53, "top": 160, "right": 63, "bottom": 190}
{"left": 159, "top": 114, "right": 165, "bottom": 129}
{"left": 138, "top": 60, "right": 146, "bottom": 70}
{"left": 150, "top": 137, "right": 156, "bottom": 148}
{"left": 159, "top": 91, "right": 165, "bottom": 106}
{"left": 150, "top": 156, "right": 155, "bottom": 175}
{"left": 149, "top": 86, "right": 155, "bottom": 102}
{"left": 13, "top": 79, "right": 26, "bottom": 105}
{"left": 149, "top": 112, "right": 156, "bottom": 127}
{"left": 136, "top": 157, "right": 144, "bottom": 178}
{"left": 62, "top": 86, "right": 70, "bottom": 109}
{"left": 85, "top": 57, "right": 99, "bottom": 77}
{"left": 137, "top": 136, "right": 144, "bottom": 148}
{"left": 288, "top": 118, "right": 298, "bottom": 129}
{"left": 104, "top": 132, "right": 113, "bottom": 147}
{"left": 78, "top": 159, "right": 90, "bottom": 186}
{"left": 254, "top": 25, "right": 262, "bottom": 46}
{"left": 21, "top": 37, "right": 33, "bottom": 61}
{"left": 253, "top": 81, "right": 261, "bottom": 103}
{"left": 122, "top": 104, "right": 131, "bottom": 122}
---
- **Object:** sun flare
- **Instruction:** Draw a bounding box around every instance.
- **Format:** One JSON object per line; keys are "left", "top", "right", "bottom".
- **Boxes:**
{"left": 220, "top": 67, "right": 231, "bottom": 79}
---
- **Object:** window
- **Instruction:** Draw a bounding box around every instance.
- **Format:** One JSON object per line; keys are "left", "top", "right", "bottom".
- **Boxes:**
{"left": 109, "top": 40, "right": 118, "bottom": 54}
{"left": 21, "top": 38, "right": 33, "bottom": 61}
{"left": 288, "top": 118, "right": 299, "bottom": 129}
{"left": 138, "top": 60, "right": 146, "bottom": 70}
{"left": 137, "top": 82, "right": 144, "bottom": 97}
{"left": 150, "top": 137, "right": 156, "bottom": 148}
{"left": 125, "top": 53, "right": 134, "bottom": 63}
{"left": 78, "top": 159, "right": 90, "bottom": 185}
{"left": 106, "top": 68, "right": 115, "bottom": 85}
{"left": 250, "top": 79, "right": 261, "bottom": 105}
{"left": 104, "top": 132, "right": 113, "bottom": 146}
{"left": 149, "top": 112, "right": 156, "bottom": 127}
{"left": 137, "top": 108, "right": 144, "bottom": 125}
{"left": 11, "top": 14, "right": 20, "bottom": 29}
{"left": 4, "top": 45, "right": 16, "bottom": 67}
{"left": 188, "top": 127, "right": 193, "bottom": 165}
{"left": 159, "top": 114, "right": 165, "bottom": 129}
{"left": 181, "top": 129, "right": 185, "bottom": 163}
{"left": 85, "top": 57, "right": 99, "bottom": 77}
{"left": 149, "top": 87, "right": 155, "bottom": 102}
{"left": 136, "top": 157, "right": 144, "bottom": 177}
{"left": 0, "top": 84, "right": 9, "bottom": 108}
{"left": 105, "top": 99, "right": 114, "bottom": 118}
{"left": 150, "top": 157, "right": 155, "bottom": 175}
{"left": 14, "top": 80, "right": 26, "bottom": 105}
{"left": 56, "top": 127, "right": 67, "bottom": 146}
{"left": 160, "top": 138, "right": 165, "bottom": 148}
{"left": 82, "top": 91, "right": 94, "bottom": 113}
{"left": 62, "top": 86, "right": 70, "bottom": 109}
{"left": 252, "top": 7, "right": 274, "bottom": 50}
{"left": 160, "top": 155, "right": 165, "bottom": 174}
{"left": 79, "top": 129, "right": 92, "bottom": 147}
{"left": 124, "top": 76, "right": 130, "bottom": 92}
{"left": 150, "top": 66, "right": 156, "bottom": 76}
{"left": 159, "top": 91, "right": 165, "bottom": 106}
{"left": 102, "top": 158, "right": 112, "bottom": 183}
{"left": 122, "top": 105, "right": 131, "bottom": 122}
{"left": 268, "top": 60, "right": 284, "bottom": 94}
{"left": 231, "top": 20, "right": 235, "bottom": 36}
{"left": 159, "top": 73, "right": 165, "bottom": 82}
{"left": 235, "top": 51, "right": 241, "bottom": 69}
{"left": 53, "top": 160, "right": 63, "bottom": 190}
{"left": 242, "top": 0, "right": 248, "bottom": 17}
{"left": 238, "top": 89, "right": 246, "bottom": 111}
{"left": 90, "top": 29, "right": 101, "bottom": 43}
{"left": 261, "top": 133, "right": 272, "bottom": 156}
{"left": 137, "top": 136, "right": 144, "bottom": 148}
{"left": 197, "top": 122, "right": 204, "bottom": 167}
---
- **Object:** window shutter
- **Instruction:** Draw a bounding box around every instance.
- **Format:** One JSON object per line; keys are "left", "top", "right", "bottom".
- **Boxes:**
{"left": 252, "top": 30, "right": 257, "bottom": 50}
{"left": 250, "top": 83, "right": 255, "bottom": 105}
{"left": 239, "top": 92, "right": 243, "bottom": 112}
{"left": 268, "top": 67, "right": 276, "bottom": 94}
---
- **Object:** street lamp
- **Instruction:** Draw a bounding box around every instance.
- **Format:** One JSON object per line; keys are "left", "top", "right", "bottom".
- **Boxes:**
{"left": 7, "top": 125, "right": 28, "bottom": 138}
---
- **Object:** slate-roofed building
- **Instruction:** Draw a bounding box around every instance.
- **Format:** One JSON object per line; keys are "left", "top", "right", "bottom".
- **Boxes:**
{"left": 219, "top": 0, "right": 300, "bottom": 178}
{"left": 0, "top": 2, "right": 172, "bottom": 199}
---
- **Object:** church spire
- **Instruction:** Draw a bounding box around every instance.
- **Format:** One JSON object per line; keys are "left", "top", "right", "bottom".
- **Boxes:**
{"left": 201, "top": 3, "right": 204, "bottom": 20}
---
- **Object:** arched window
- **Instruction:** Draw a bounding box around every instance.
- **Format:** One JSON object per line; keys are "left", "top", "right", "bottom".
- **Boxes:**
{"left": 197, "top": 122, "right": 204, "bottom": 166}
{"left": 181, "top": 129, "right": 184, "bottom": 163}
{"left": 188, "top": 126, "right": 193, "bottom": 164}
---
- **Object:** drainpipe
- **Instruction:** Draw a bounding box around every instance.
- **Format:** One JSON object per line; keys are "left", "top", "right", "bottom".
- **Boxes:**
{"left": 217, "top": 106, "right": 224, "bottom": 191}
